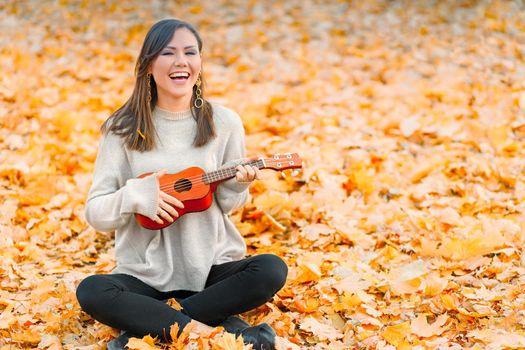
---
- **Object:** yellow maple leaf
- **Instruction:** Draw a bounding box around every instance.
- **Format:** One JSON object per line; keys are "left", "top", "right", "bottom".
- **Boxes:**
{"left": 421, "top": 273, "right": 448, "bottom": 296}
{"left": 126, "top": 335, "right": 158, "bottom": 350}
{"left": 211, "top": 332, "right": 245, "bottom": 350}
{"left": 294, "top": 263, "right": 322, "bottom": 283}
{"left": 440, "top": 294, "right": 459, "bottom": 311}
{"left": 170, "top": 323, "right": 180, "bottom": 345}
{"left": 381, "top": 321, "right": 412, "bottom": 349}
{"left": 293, "top": 296, "right": 320, "bottom": 313}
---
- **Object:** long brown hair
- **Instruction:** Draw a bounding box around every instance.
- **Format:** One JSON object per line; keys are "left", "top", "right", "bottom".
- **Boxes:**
{"left": 102, "top": 19, "right": 215, "bottom": 151}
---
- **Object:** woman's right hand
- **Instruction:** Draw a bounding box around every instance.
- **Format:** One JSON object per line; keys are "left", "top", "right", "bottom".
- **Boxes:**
{"left": 151, "top": 169, "right": 184, "bottom": 224}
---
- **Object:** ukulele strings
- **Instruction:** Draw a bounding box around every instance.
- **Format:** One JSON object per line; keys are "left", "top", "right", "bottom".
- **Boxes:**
{"left": 157, "top": 159, "right": 263, "bottom": 188}
{"left": 160, "top": 159, "right": 263, "bottom": 192}
{"left": 158, "top": 158, "right": 267, "bottom": 192}
{"left": 160, "top": 154, "right": 300, "bottom": 192}
{"left": 159, "top": 155, "right": 297, "bottom": 192}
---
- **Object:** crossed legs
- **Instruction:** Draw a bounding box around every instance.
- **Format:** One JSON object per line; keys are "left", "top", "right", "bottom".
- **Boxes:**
{"left": 76, "top": 254, "right": 288, "bottom": 341}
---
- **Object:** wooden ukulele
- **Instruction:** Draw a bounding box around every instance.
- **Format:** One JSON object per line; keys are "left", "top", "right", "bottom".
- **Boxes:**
{"left": 135, "top": 153, "right": 302, "bottom": 230}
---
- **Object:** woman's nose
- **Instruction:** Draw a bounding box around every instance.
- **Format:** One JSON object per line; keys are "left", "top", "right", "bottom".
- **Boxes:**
{"left": 173, "top": 52, "right": 187, "bottom": 66}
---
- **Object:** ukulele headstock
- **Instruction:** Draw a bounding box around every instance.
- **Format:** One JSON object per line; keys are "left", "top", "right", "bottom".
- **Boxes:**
{"left": 262, "top": 153, "right": 302, "bottom": 171}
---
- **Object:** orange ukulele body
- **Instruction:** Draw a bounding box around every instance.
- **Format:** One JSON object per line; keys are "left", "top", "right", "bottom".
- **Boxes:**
{"left": 134, "top": 153, "right": 302, "bottom": 230}
{"left": 135, "top": 167, "right": 219, "bottom": 230}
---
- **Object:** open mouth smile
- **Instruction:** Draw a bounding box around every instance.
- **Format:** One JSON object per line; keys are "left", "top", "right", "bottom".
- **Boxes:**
{"left": 169, "top": 72, "right": 190, "bottom": 81}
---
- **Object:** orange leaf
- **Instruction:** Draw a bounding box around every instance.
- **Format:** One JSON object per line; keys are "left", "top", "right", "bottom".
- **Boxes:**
{"left": 126, "top": 335, "right": 158, "bottom": 350}
{"left": 381, "top": 322, "right": 412, "bottom": 349}
{"left": 294, "top": 263, "right": 321, "bottom": 283}
{"left": 299, "top": 317, "right": 343, "bottom": 341}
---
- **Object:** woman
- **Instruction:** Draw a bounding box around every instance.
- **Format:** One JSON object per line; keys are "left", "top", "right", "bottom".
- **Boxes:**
{"left": 76, "top": 18, "right": 288, "bottom": 350}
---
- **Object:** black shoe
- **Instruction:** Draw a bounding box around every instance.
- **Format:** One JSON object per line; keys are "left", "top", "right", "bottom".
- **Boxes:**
{"left": 219, "top": 317, "right": 276, "bottom": 350}
{"left": 107, "top": 331, "right": 135, "bottom": 350}
{"left": 237, "top": 323, "right": 276, "bottom": 350}
{"left": 220, "top": 315, "right": 251, "bottom": 333}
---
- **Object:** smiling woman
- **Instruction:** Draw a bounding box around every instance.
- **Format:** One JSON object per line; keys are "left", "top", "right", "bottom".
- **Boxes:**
{"left": 101, "top": 19, "right": 215, "bottom": 151}
{"left": 75, "top": 18, "right": 287, "bottom": 350}
{"left": 151, "top": 28, "right": 202, "bottom": 111}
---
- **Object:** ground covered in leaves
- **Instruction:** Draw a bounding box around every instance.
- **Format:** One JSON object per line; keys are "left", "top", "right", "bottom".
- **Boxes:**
{"left": 1, "top": 0, "right": 525, "bottom": 349}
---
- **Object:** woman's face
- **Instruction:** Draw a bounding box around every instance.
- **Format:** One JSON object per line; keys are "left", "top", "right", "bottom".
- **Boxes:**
{"left": 150, "top": 27, "right": 202, "bottom": 109}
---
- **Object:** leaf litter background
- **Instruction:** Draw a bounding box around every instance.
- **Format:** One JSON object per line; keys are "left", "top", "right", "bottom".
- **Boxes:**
{"left": 1, "top": 0, "right": 525, "bottom": 349}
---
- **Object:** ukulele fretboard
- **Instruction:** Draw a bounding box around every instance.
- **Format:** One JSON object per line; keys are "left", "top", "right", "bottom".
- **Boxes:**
{"left": 202, "top": 159, "right": 265, "bottom": 184}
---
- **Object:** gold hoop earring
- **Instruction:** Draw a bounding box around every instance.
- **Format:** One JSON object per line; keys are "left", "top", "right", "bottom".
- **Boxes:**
{"left": 147, "top": 73, "right": 152, "bottom": 105}
{"left": 194, "top": 77, "right": 203, "bottom": 108}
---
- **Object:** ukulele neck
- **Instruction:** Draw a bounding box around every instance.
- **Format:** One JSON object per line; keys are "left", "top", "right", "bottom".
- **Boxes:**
{"left": 203, "top": 159, "right": 265, "bottom": 184}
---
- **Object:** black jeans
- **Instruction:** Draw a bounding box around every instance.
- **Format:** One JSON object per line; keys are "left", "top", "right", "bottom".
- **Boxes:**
{"left": 76, "top": 254, "right": 287, "bottom": 341}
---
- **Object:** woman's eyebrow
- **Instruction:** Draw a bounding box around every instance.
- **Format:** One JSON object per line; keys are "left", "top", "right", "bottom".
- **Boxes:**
{"left": 165, "top": 45, "right": 197, "bottom": 50}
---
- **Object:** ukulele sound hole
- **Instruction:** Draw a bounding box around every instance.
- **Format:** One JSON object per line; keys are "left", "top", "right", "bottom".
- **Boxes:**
{"left": 174, "top": 178, "right": 192, "bottom": 193}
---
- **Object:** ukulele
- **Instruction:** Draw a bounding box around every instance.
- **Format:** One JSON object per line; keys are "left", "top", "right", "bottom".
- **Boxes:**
{"left": 135, "top": 153, "right": 302, "bottom": 230}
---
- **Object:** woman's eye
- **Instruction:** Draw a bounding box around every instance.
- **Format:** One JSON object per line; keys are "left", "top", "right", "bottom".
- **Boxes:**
{"left": 186, "top": 52, "right": 196, "bottom": 55}
{"left": 161, "top": 52, "right": 173, "bottom": 55}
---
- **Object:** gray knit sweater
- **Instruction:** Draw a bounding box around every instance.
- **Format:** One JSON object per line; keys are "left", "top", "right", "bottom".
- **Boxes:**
{"left": 85, "top": 103, "right": 250, "bottom": 291}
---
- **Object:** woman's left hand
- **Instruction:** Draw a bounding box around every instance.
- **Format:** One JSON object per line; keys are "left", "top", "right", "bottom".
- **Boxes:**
{"left": 235, "top": 164, "right": 261, "bottom": 183}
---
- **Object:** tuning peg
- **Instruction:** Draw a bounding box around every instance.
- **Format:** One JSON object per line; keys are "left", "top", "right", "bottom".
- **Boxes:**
{"left": 292, "top": 170, "right": 300, "bottom": 176}
{"left": 281, "top": 171, "right": 287, "bottom": 178}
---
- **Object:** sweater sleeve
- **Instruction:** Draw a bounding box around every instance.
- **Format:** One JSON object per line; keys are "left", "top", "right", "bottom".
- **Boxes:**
{"left": 84, "top": 133, "right": 159, "bottom": 232}
{"left": 214, "top": 110, "right": 251, "bottom": 214}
